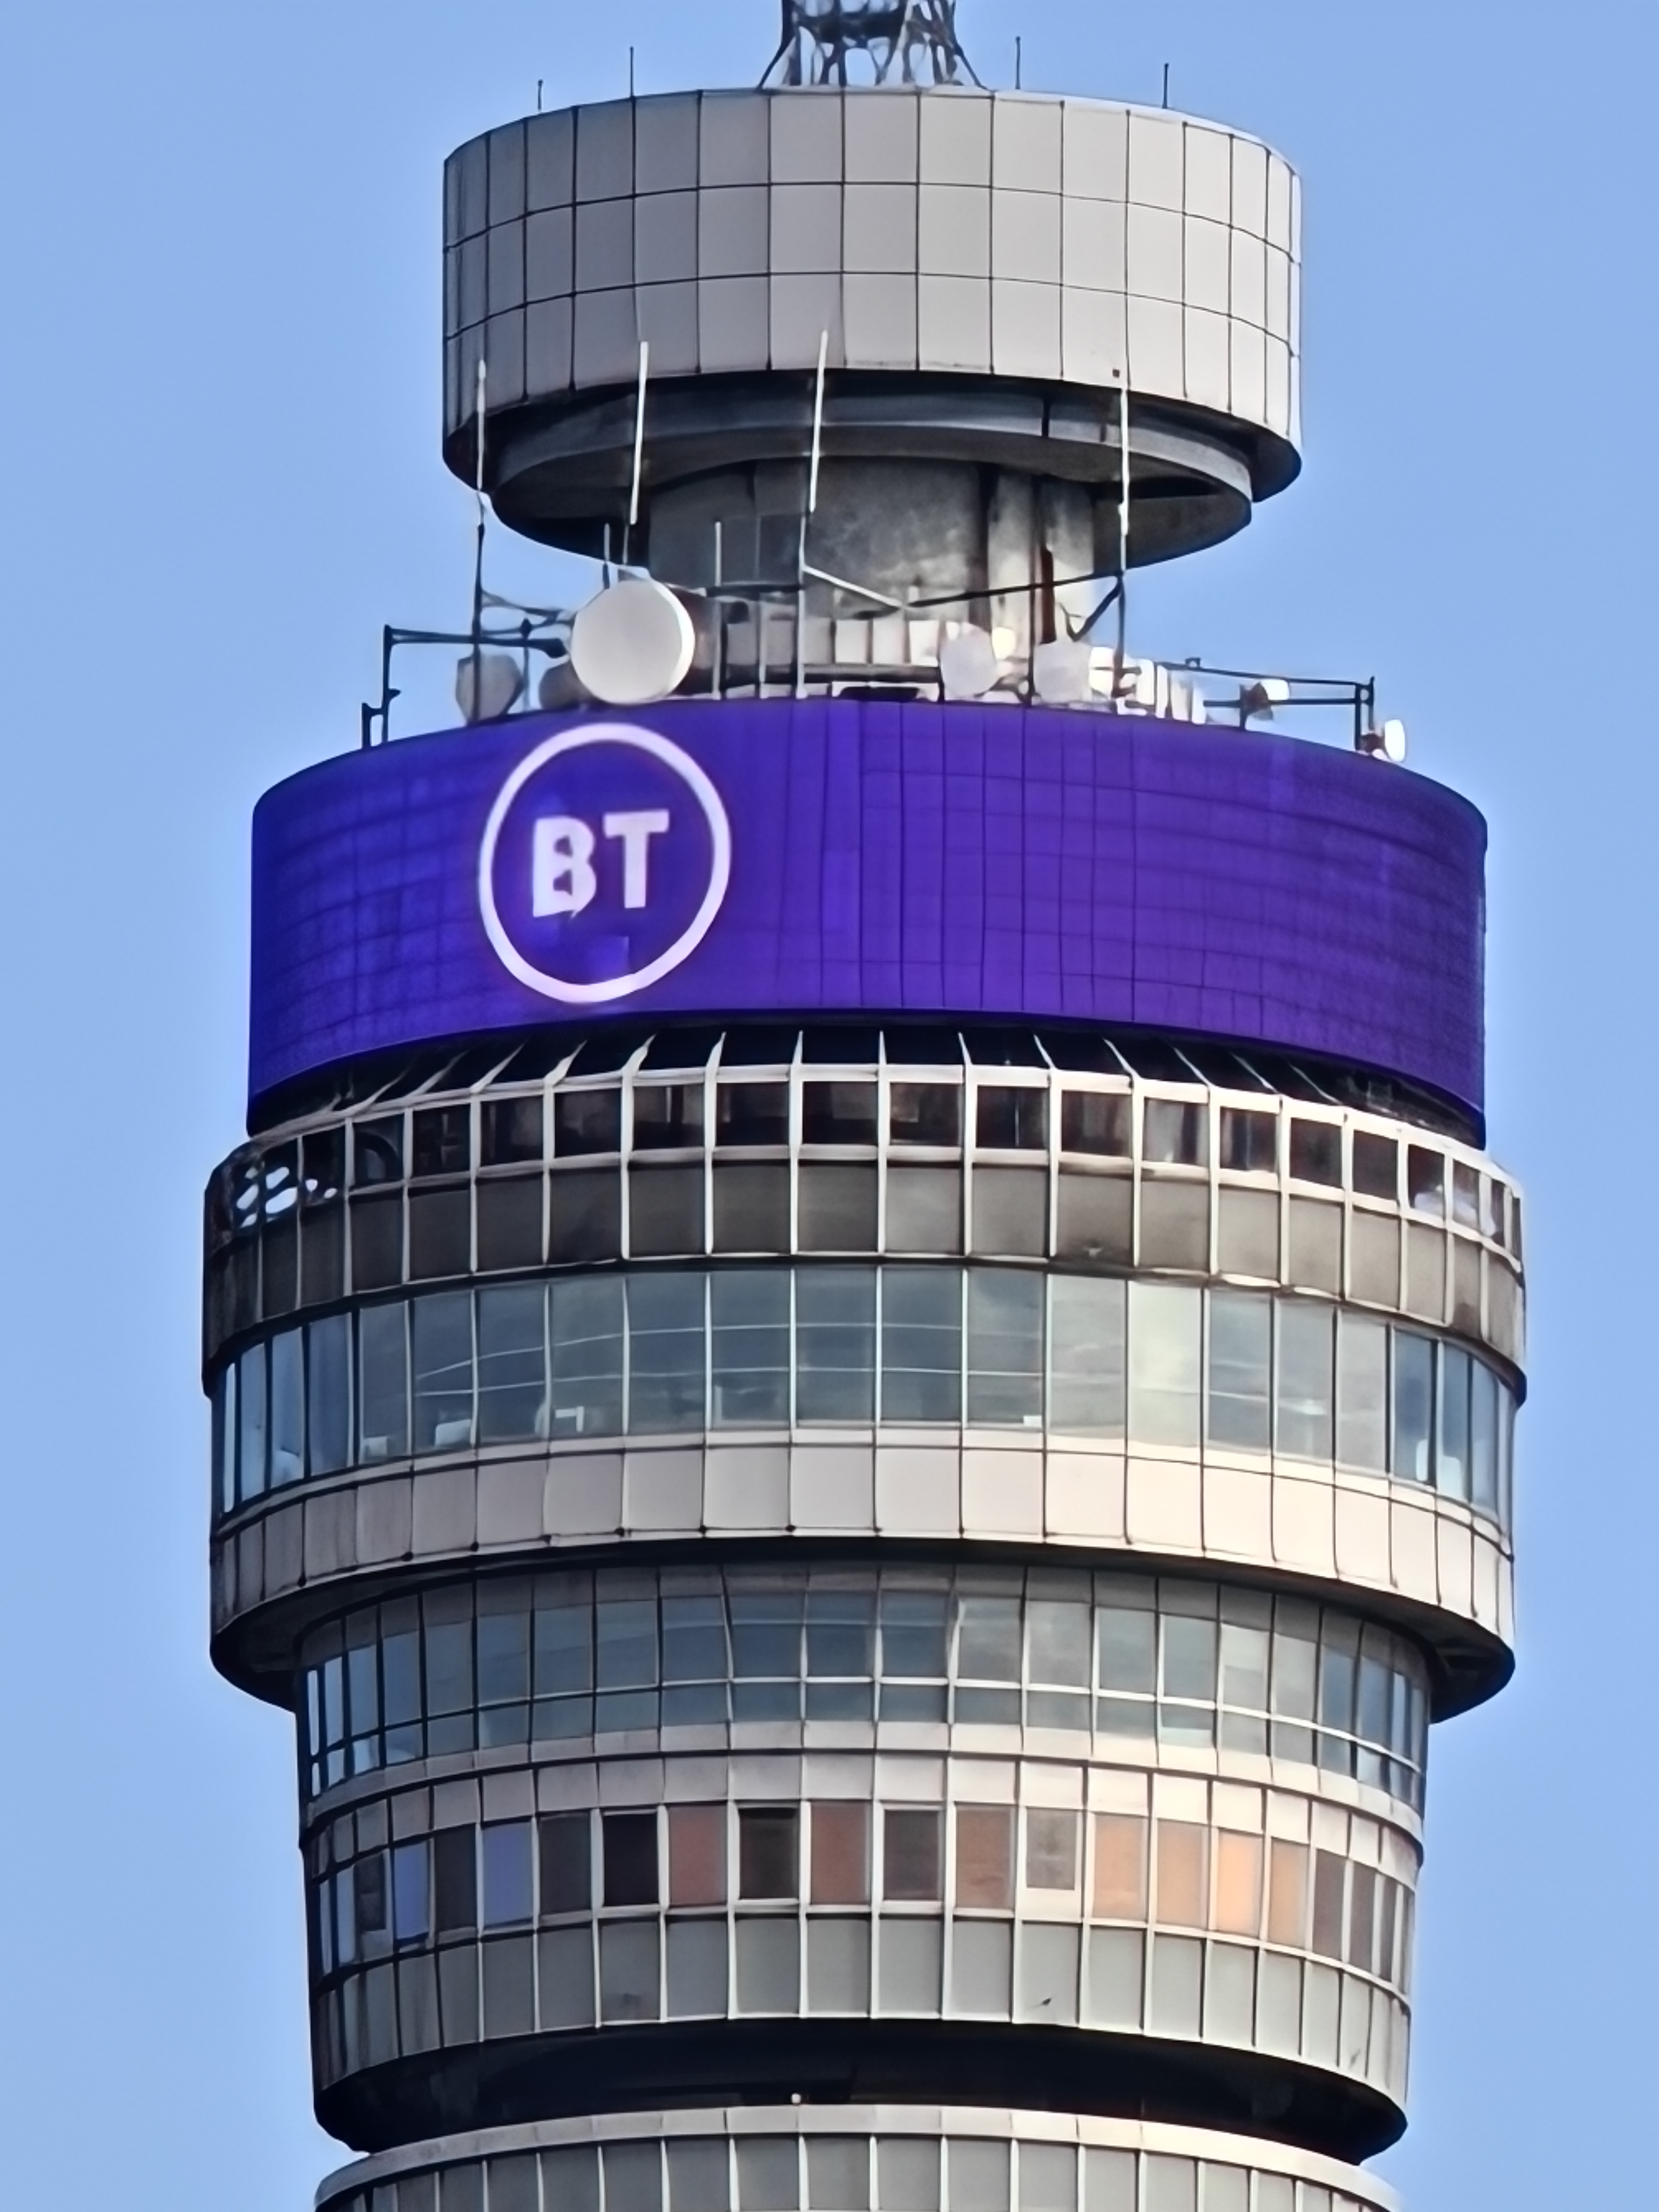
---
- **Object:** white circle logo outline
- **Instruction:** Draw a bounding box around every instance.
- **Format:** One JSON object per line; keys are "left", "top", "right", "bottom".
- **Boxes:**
{"left": 478, "top": 723, "right": 732, "bottom": 1005}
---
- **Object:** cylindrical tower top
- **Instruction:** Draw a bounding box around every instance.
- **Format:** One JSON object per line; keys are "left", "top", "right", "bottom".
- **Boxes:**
{"left": 443, "top": 89, "right": 1301, "bottom": 595}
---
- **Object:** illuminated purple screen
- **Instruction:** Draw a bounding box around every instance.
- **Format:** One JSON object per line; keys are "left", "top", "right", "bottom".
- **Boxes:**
{"left": 248, "top": 700, "right": 1485, "bottom": 1120}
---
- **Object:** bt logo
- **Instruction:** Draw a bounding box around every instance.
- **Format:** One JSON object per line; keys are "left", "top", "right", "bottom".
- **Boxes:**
{"left": 478, "top": 724, "right": 731, "bottom": 1004}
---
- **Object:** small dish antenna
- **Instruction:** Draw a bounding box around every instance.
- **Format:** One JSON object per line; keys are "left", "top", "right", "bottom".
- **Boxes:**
{"left": 1033, "top": 638, "right": 1095, "bottom": 705}
{"left": 455, "top": 650, "right": 524, "bottom": 724}
{"left": 939, "top": 624, "right": 1001, "bottom": 700}
{"left": 1359, "top": 717, "right": 1408, "bottom": 763}
{"left": 568, "top": 577, "right": 696, "bottom": 706}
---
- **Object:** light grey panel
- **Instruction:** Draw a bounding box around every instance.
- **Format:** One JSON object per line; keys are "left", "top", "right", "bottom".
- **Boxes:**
{"left": 1182, "top": 125, "right": 1232, "bottom": 224}
{"left": 1231, "top": 138, "right": 1269, "bottom": 239}
{"left": 1128, "top": 112, "right": 1184, "bottom": 211}
{"left": 1230, "top": 228, "right": 1267, "bottom": 330}
{"left": 879, "top": 1918, "right": 942, "bottom": 2012}
{"left": 1126, "top": 203, "right": 1183, "bottom": 303}
{"left": 576, "top": 197, "right": 635, "bottom": 292}
{"left": 599, "top": 1919, "right": 660, "bottom": 2023}
{"left": 636, "top": 191, "right": 698, "bottom": 287}
{"left": 537, "top": 1925, "right": 595, "bottom": 2028}
{"left": 574, "top": 286, "right": 640, "bottom": 386}
{"left": 1183, "top": 308, "right": 1229, "bottom": 414}
{"left": 488, "top": 222, "right": 525, "bottom": 314}
{"left": 1266, "top": 156, "right": 1294, "bottom": 252}
{"left": 771, "top": 273, "right": 848, "bottom": 370}
{"left": 701, "top": 92, "right": 770, "bottom": 186}
{"left": 489, "top": 125, "right": 527, "bottom": 225}
{"left": 665, "top": 1918, "right": 729, "bottom": 2017}
{"left": 992, "top": 278, "right": 1061, "bottom": 380}
{"left": 1229, "top": 319, "right": 1266, "bottom": 425}
{"left": 772, "top": 184, "right": 844, "bottom": 275}
{"left": 772, "top": 89, "right": 844, "bottom": 184}
{"left": 525, "top": 298, "right": 574, "bottom": 397}
{"left": 1062, "top": 198, "right": 1125, "bottom": 293}
{"left": 919, "top": 183, "right": 991, "bottom": 278}
{"left": 637, "top": 95, "right": 702, "bottom": 195}
{"left": 637, "top": 282, "right": 700, "bottom": 377}
{"left": 525, "top": 208, "right": 574, "bottom": 302}
{"left": 1062, "top": 102, "right": 1127, "bottom": 201}
{"left": 994, "top": 96, "right": 1063, "bottom": 192}
{"left": 700, "top": 185, "right": 771, "bottom": 279}
{"left": 992, "top": 190, "right": 1062, "bottom": 285}
{"left": 845, "top": 91, "right": 920, "bottom": 183}
{"left": 1148, "top": 1932, "right": 1203, "bottom": 2037}
{"left": 807, "top": 1918, "right": 871, "bottom": 2013}
{"left": 1266, "top": 247, "right": 1292, "bottom": 341}
{"left": 1183, "top": 217, "right": 1230, "bottom": 315}
{"left": 1127, "top": 294, "right": 1184, "bottom": 396}
{"left": 735, "top": 1917, "right": 800, "bottom": 2013}
{"left": 949, "top": 1918, "right": 1011, "bottom": 2014}
{"left": 526, "top": 110, "right": 575, "bottom": 212}
{"left": 843, "top": 273, "right": 918, "bottom": 370}
{"left": 1084, "top": 1926, "right": 1144, "bottom": 2030}
{"left": 919, "top": 274, "right": 991, "bottom": 373}
{"left": 1017, "top": 1923, "right": 1080, "bottom": 2024}
{"left": 1062, "top": 282, "right": 1129, "bottom": 383}
{"left": 920, "top": 91, "right": 993, "bottom": 186}
{"left": 845, "top": 184, "right": 919, "bottom": 276}
{"left": 700, "top": 275, "right": 771, "bottom": 372}
{"left": 577, "top": 100, "right": 635, "bottom": 201}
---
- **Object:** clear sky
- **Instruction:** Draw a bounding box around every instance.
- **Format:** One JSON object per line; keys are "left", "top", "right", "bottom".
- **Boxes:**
{"left": 0, "top": 3, "right": 1652, "bottom": 2206}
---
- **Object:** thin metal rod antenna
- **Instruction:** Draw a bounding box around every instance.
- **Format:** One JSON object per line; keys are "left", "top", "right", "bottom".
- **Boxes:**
{"left": 1116, "top": 378, "right": 1131, "bottom": 685}
{"left": 808, "top": 328, "right": 830, "bottom": 516}
{"left": 796, "top": 331, "right": 831, "bottom": 700}
{"left": 623, "top": 339, "right": 650, "bottom": 567}
{"left": 470, "top": 355, "right": 488, "bottom": 709}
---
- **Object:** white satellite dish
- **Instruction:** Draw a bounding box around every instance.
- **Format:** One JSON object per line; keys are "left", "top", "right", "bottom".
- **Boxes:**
{"left": 939, "top": 624, "right": 1001, "bottom": 700}
{"left": 1033, "top": 638, "right": 1094, "bottom": 705}
{"left": 568, "top": 577, "right": 695, "bottom": 706}
{"left": 1360, "top": 717, "right": 1409, "bottom": 763}
{"left": 455, "top": 650, "right": 524, "bottom": 724}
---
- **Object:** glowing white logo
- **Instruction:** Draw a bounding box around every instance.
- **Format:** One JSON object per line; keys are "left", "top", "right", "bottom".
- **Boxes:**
{"left": 478, "top": 725, "right": 731, "bottom": 1005}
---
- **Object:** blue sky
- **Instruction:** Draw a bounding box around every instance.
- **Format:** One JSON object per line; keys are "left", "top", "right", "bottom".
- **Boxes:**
{"left": 0, "top": 3, "right": 1652, "bottom": 2206}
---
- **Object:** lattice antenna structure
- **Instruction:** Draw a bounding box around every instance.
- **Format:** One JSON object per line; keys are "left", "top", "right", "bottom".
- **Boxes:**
{"left": 761, "top": 0, "right": 981, "bottom": 88}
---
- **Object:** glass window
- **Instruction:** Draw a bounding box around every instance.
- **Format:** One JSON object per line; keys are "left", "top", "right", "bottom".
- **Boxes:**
{"left": 482, "top": 1094, "right": 544, "bottom": 1166}
{"left": 1206, "top": 1293, "right": 1271, "bottom": 1451}
{"left": 1219, "top": 1108, "right": 1276, "bottom": 1173}
{"left": 954, "top": 1806, "right": 1014, "bottom": 1908}
{"left": 880, "top": 1269, "right": 962, "bottom": 1422}
{"left": 1142, "top": 1099, "right": 1206, "bottom": 1166}
{"left": 550, "top": 1277, "right": 624, "bottom": 1438}
{"left": 730, "top": 1588, "right": 802, "bottom": 1717}
{"left": 1311, "top": 1849, "right": 1346, "bottom": 1958}
{"left": 976, "top": 1087, "right": 1047, "bottom": 1150}
{"left": 1266, "top": 1839, "right": 1307, "bottom": 1946}
{"left": 555, "top": 1089, "right": 622, "bottom": 1157}
{"left": 1471, "top": 1360, "right": 1500, "bottom": 1514}
{"left": 738, "top": 1809, "right": 798, "bottom": 1900}
{"left": 1275, "top": 1303, "right": 1334, "bottom": 1460}
{"left": 392, "top": 1840, "right": 430, "bottom": 1944}
{"left": 1025, "top": 1808, "right": 1078, "bottom": 1891}
{"left": 413, "top": 1105, "right": 471, "bottom": 1177}
{"left": 1438, "top": 1345, "right": 1472, "bottom": 1500}
{"left": 1155, "top": 1822, "right": 1208, "bottom": 1926}
{"left": 353, "top": 1116, "right": 403, "bottom": 1186}
{"left": 796, "top": 1267, "right": 875, "bottom": 1422}
{"left": 805, "top": 1588, "right": 874, "bottom": 1721}
{"left": 412, "top": 1291, "right": 474, "bottom": 1452}
{"left": 966, "top": 1269, "right": 1043, "bottom": 1424}
{"left": 1407, "top": 1145, "right": 1445, "bottom": 1217}
{"left": 890, "top": 1083, "right": 961, "bottom": 1147}
{"left": 880, "top": 1590, "right": 949, "bottom": 1721}
{"left": 884, "top": 1809, "right": 943, "bottom": 1900}
{"left": 238, "top": 1341, "right": 268, "bottom": 1499}
{"left": 628, "top": 1273, "right": 706, "bottom": 1432}
{"left": 1127, "top": 1283, "right": 1201, "bottom": 1448}
{"left": 1352, "top": 1131, "right": 1398, "bottom": 1202}
{"left": 213, "top": 1364, "right": 237, "bottom": 1515}
{"left": 306, "top": 1316, "right": 351, "bottom": 1476}
{"left": 1289, "top": 1120, "right": 1341, "bottom": 1187}
{"left": 667, "top": 1804, "right": 727, "bottom": 1907}
{"left": 717, "top": 1084, "right": 789, "bottom": 1147}
{"left": 603, "top": 1812, "right": 659, "bottom": 1907}
{"left": 1096, "top": 1594, "right": 1156, "bottom": 1740}
{"left": 712, "top": 1270, "right": 790, "bottom": 1426}
{"left": 1047, "top": 1276, "right": 1125, "bottom": 1438}
{"left": 358, "top": 1302, "right": 408, "bottom": 1461}
{"left": 1391, "top": 1333, "right": 1434, "bottom": 1482}
{"left": 597, "top": 1596, "right": 658, "bottom": 1707}
{"left": 633, "top": 1083, "right": 704, "bottom": 1150}
{"left": 539, "top": 1813, "right": 591, "bottom": 1915}
{"left": 270, "top": 1329, "right": 305, "bottom": 1486}
{"left": 802, "top": 1082, "right": 878, "bottom": 1144}
{"left": 1336, "top": 1316, "right": 1387, "bottom": 1472}
{"left": 477, "top": 1284, "right": 547, "bottom": 1443}
{"left": 1091, "top": 1815, "right": 1147, "bottom": 1919}
{"left": 1061, "top": 1091, "right": 1129, "bottom": 1157}
{"left": 1213, "top": 1832, "right": 1262, "bottom": 1937}
{"left": 810, "top": 1803, "right": 869, "bottom": 1905}
{"left": 481, "top": 1822, "right": 533, "bottom": 1926}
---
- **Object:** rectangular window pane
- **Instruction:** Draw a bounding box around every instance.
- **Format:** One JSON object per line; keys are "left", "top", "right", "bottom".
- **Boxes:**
{"left": 712, "top": 1270, "right": 790, "bottom": 1426}
{"left": 1471, "top": 1360, "right": 1500, "bottom": 1514}
{"left": 1047, "top": 1276, "right": 1125, "bottom": 1438}
{"left": 795, "top": 1267, "right": 876, "bottom": 1422}
{"left": 477, "top": 1284, "right": 547, "bottom": 1442}
{"left": 1336, "top": 1315, "right": 1387, "bottom": 1471}
{"left": 270, "top": 1329, "right": 305, "bottom": 1485}
{"left": 1275, "top": 1303, "right": 1334, "bottom": 1460}
{"left": 1155, "top": 1823, "right": 1207, "bottom": 1927}
{"left": 954, "top": 1806, "right": 1013, "bottom": 1910}
{"left": 1438, "top": 1345, "right": 1472, "bottom": 1500}
{"left": 393, "top": 1840, "right": 430, "bottom": 1944}
{"left": 1391, "top": 1333, "right": 1434, "bottom": 1481}
{"left": 238, "top": 1342, "right": 268, "bottom": 1498}
{"left": 1311, "top": 1850, "right": 1346, "bottom": 1958}
{"left": 435, "top": 1826, "right": 477, "bottom": 1932}
{"left": 1266, "top": 1840, "right": 1307, "bottom": 1946}
{"left": 1061, "top": 1091, "right": 1129, "bottom": 1157}
{"left": 539, "top": 1812, "right": 592, "bottom": 1915}
{"left": 669, "top": 1805, "right": 727, "bottom": 1907}
{"left": 1127, "top": 1284, "right": 1201, "bottom": 1448}
{"left": 738, "top": 1809, "right": 799, "bottom": 1900}
{"left": 306, "top": 1316, "right": 351, "bottom": 1476}
{"left": 550, "top": 1277, "right": 624, "bottom": 1438}
{"left": 412, "top": 1292, "right": 474, "bottom": 1452}
{"left": 483, "top": 1822, "right": 534, "bottom": 1926}
{"left": 1206, "top": 1293, "right": 1271, "bottom": 1451}
{"left": 884, "top": 1809, "right": 942, "bottom": 1901}
{"left": 597, "top": 1598, "right": 658, "bottom": 1690}
{"left": 966, "top": 1269, "right": 1043, "bottom": 1424}
{"left": 811, "top": 1803, "right": 869, "bottom": 1905}
{"left": 1143, "top": 1100, "right": 1206, "bottom": 1166}
{"left": 880, "top": 1269, "right": 962, "bottom": 1422}
{"left": 1025, "top": 1808, "right": 1078, "bottom": 1891}
{"left": 890, "top": 1082, "right": 961, "bottom": 1147}
{"left": 603, "top": 1812, "right": 660, "bottom": 1907}
{"left": 1091, "top": 1815, "right": 1147, "bottom": 1919}
{"left": 628, "top": 1273, "right": 707, "bottom": 1432}
{"left": 478, "top": 1607, "right": 530, "bottom": 1704}
{"left": 1213, "top": 1832, "right": 1263, "bottom": 1936}
{"left": 213, "top": 1364, "right": 237, "bottom": 1514}
{"left": 358, "top": 1303, "right": 408, "bottom": 1460}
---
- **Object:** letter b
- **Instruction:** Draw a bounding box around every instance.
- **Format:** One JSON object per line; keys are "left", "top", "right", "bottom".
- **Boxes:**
{"left": 531, "top": 817, "right": 597, "bottom": 918}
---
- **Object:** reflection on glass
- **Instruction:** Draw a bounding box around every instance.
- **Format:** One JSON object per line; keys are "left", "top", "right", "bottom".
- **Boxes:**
{"left": 477, "top": 1284, "right": 546, "bottom": 1442}
{"left": 1208, "top": 1293, "right": 1271, "bottom": 1451}
{"left": 1391, "top": 1333, "right": 1434, "bottom": 1482}
{"left": 358, "top": 1303, "right": 408, "bottom": 1461}
{"left": 881, "top": 1269, "right": 961, "bottom": 1422}
{"left": 712, "top": 1271, "right": 789, "bottom": 1426}
{"left": 550, "top": 1278, "right": 623, "bottom": 1438}
{"left": 1276, "top": 1304, "right": 1333, "bottom": 1461}
{"left": 270, "top": 1330, "right": 305, "bottom": 1487}
{"left": 1127, "top": 1283, "right": 1201, "bottom": 1448}
{"left": 966, "top": 1269, "right": 1042, "bottom": 1424}
{"left": 1048, "top": 1276, "right": 1126, "bottom": 1438}
{"left": 307, "top": 1315, "right": 351, "bottom": 1476}
{"left": 795, "top": 1267, "right": 875, "bottom": 1422}
{"left": 413, "top": 1291, "right": 474, "bottom": 1452}
{"left": 627, "top": 1275, "right": 705, "bottom": 1433}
